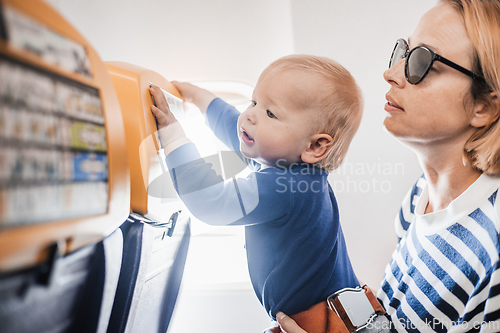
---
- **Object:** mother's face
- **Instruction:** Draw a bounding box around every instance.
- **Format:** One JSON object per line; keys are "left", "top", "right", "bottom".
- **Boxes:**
{"left": 383, "top": 2, "right": 478, "bottom": 147}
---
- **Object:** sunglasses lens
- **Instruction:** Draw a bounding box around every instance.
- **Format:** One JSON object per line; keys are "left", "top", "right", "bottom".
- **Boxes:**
{"left": 389, "top": 40, "right": 407, "bottom": 68}
{"left": 406, "top": 47, "right": 433, "bottom": 84}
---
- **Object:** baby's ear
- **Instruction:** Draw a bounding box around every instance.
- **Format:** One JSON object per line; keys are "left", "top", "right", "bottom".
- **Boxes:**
{"left": 301, "top": 134, "right": 333, "bottom": 164}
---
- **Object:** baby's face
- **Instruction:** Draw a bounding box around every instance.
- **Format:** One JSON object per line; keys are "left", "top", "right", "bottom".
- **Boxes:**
{"left": 237, "top": 69, "right": 321, "bottom": 168}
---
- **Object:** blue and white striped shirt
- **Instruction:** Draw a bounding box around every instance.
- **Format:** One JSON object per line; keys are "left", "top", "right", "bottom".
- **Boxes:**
{"left": 378, "top": 174, "right": 500, "bottom": 332}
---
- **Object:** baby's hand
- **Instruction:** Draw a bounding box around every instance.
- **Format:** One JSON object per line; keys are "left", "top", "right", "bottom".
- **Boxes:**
{"left": 149, "top": 84, "right": 191, "bottom": 154}
{"left": 171, "top": 81, "right": 217, "bottom": 114}
{"left": 149, "top": 84, "right": 178, "bottom": 129}
{"left": 171, "top": 81, "right": 200, "bottom": 103}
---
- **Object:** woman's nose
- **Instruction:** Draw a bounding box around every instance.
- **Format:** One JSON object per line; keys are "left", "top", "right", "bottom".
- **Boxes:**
{"left": 384, "top": 59, "right": 406, "bottom": 88}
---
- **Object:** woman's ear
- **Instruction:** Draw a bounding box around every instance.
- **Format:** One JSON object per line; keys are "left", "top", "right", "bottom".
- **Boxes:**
{"left": 301, "top": 134, "right": 333, "bottom": 164}
{"left": 470, "top": 91, "right": 500, "bottom": 128}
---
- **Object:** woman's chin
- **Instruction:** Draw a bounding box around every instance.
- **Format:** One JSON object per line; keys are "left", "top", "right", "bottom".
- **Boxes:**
{"left": 383, "top": 118, "right": 403, "bottom": 137}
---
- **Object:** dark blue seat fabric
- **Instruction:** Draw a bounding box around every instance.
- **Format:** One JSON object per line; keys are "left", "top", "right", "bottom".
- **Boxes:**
{"left": 108, "top": 215, "right": 190, "bottom": 333}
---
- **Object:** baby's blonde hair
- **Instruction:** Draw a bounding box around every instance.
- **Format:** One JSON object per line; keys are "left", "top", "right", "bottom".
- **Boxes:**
{"left": 443, "top": 0, "right": 500, "bottom": 174}
{"left": 264, "top": 54, "right": 363, "bottom": 171}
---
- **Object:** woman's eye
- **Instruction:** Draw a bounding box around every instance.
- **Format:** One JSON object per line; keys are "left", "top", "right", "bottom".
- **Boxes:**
{"left": 251, "top": 100, "right": 257, "bottom": 107}
{"left": 266, "top": 110, "right": 277, "bottom": 119}
{"left": 427, "top": 65, "right": 438, "bottom": 73}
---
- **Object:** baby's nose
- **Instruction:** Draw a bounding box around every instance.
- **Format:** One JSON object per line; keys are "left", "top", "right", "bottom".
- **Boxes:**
{"left": 243, "top": 107, "right": 257, "bottom": 124}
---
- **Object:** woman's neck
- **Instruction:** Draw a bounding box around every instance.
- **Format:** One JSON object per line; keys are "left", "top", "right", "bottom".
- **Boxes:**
{"left": 414, "top": 141, "right": 482, "bottom": 214}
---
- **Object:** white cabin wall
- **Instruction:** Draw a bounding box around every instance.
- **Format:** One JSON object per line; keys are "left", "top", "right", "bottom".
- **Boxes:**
{"left": 46, "top": 0, "right": 295, "bottom": 85}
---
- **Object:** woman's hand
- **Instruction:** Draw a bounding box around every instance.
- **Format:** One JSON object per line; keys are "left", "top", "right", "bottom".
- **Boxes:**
{"left": 275, "top": 312, "right": 308, "bottom": 333}
{"left": 149, "top": 84, "right": 178, "bottom": 129}
{"left": 262, "top": 324, "right": 282, "bottom": 333}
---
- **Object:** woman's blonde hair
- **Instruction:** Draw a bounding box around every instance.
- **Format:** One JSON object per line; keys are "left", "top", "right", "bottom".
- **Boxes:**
{"left": 443, "top": 0, "right": 500, "bottom": 174}
{"left": 264, "top": 54, "right": 363, "bottom": 171}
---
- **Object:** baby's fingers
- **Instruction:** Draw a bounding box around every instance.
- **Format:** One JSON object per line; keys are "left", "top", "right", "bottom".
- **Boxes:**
{"left": 149, "top": 84, "right": 171, "bottom": 113}
{"left": 150, "top": 105, "right": 171, "bottom": 128}
{"left": 171, "top": 81, "right": 196, "bottom": 103}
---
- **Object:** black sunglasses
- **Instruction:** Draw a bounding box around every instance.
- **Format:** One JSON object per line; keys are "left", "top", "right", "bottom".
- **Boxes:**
{"left": 389, "top": 38, "right": 485, "bottom": 85}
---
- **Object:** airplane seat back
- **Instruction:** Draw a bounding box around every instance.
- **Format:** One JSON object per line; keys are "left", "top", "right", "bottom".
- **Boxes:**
{"left": 159, "top": 221, "right": 190, "bottom": 332}
{"left": 0, "top": 1, "right": 130, "bottom": 332}
{"left": 105, "top": 61, "right": 191, "bottom": 333}
{"left": 0, "top": 228, "right": 123, "bottom": 333}
{"left": 107, "top": 220, "right": 144, "bottom": 333}
{"left": 107, "top": 216, "right": 190, "bottom": 333}
{"left": 73, "top": 229, "right": 123, "bottom": 333}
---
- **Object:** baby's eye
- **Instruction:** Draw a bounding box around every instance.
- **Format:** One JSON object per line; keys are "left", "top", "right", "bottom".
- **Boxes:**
{"left": 251, "top": 100, "right": 257, "bottom": 107}
{"left": 266, "top": 110, "right": 277, "bottom": 119}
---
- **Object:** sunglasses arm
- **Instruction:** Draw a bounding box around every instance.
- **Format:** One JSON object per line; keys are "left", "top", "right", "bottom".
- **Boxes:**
{"left": 435, "top": 55, "right": 483, "bottom": 82}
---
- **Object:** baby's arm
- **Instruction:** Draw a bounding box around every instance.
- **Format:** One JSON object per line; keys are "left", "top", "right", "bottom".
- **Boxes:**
{"left": 171, "top": 81, "right": 216, "bottom": 114}
{"left": 171, "top": 81, "right": 245, "bottom": 159}
{"left": 166, "top": 150, "right": 289, "bottom": 226}
{"left": 150, "top": 84, "right": 281, "bottom": 226}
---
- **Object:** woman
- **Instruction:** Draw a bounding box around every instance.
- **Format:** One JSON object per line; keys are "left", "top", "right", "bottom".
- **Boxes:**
{"left": 273, "top": 0, "right": 500, "bottom": 332}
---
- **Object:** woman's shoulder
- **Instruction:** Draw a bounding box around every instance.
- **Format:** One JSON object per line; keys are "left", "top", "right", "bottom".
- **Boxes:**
{"left": 394, "top": 175, "right": 427, "bottom": 238}
{"left": 483, "top": 174, "right": 500, "bottom": 232}
{"left": 405, "top": 174, "right": 427, "bottom": 212}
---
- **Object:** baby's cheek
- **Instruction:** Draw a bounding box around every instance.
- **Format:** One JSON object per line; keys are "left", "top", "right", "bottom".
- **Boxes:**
{"left": 237, "top": 112, "right": 246, "bottom": 127}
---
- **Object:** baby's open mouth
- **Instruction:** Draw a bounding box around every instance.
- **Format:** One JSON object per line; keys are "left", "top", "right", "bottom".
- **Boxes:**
{"left": 240, "top": 127, "right": 254, "bottom": 143}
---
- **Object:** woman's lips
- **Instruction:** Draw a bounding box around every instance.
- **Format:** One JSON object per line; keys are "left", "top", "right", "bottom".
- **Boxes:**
{"left": 384, "top": 95, "right": 405, "bottom": 112}
{"left": 384, "top": 102, "right": 405, "bottom": 112}
{"left": 240, "top": 127, "right": 254, "bottom": 145}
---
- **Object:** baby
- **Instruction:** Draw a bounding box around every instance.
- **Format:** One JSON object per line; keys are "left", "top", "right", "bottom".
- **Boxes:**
{"left": 150, "top": 54, "right": 363, "bottom": 323}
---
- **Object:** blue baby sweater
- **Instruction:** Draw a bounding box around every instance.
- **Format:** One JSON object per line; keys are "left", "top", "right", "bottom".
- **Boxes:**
{"left": 165, "top": 98, "right": 359, "bottom": 319}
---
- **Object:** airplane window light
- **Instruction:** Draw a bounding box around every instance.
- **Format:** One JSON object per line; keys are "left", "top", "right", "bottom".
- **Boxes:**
{"left": 170, "top": 81, "right": 255, "bottom": 291}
